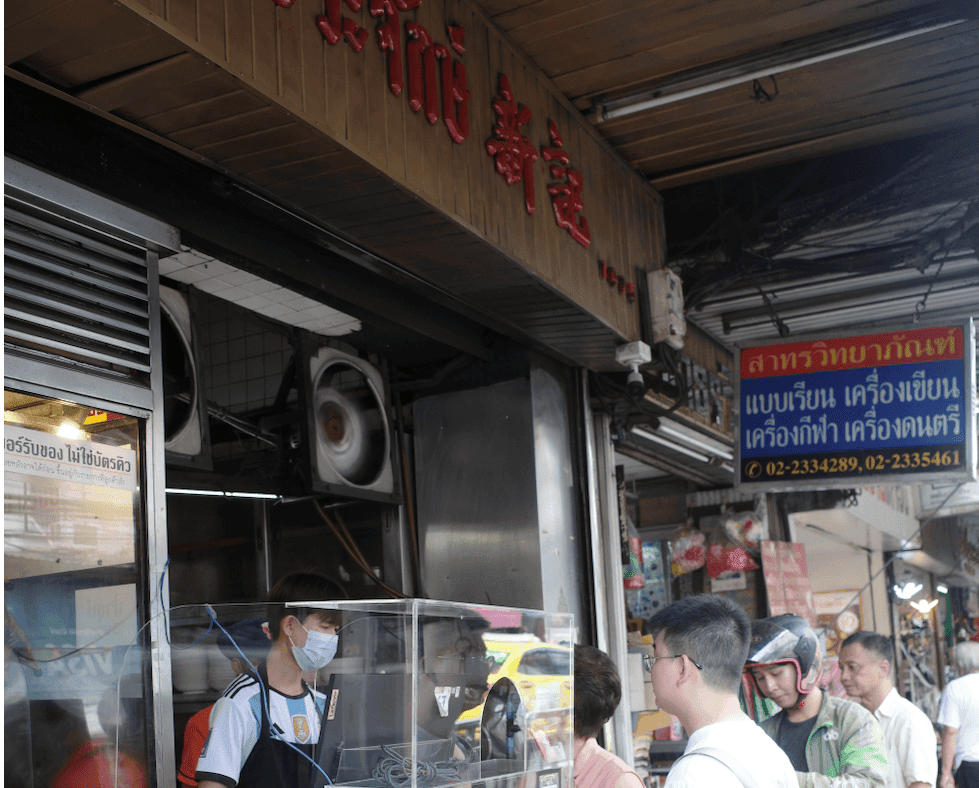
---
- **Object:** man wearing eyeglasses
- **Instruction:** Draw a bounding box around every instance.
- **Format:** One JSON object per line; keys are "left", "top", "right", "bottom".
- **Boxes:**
{"left": 648, "top": 594, "right": 798, "bottom": 788}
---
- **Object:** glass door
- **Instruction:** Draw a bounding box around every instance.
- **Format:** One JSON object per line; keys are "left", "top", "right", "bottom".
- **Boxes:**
{"left": 4, "top": 388, "right": 152, "bottom": 788}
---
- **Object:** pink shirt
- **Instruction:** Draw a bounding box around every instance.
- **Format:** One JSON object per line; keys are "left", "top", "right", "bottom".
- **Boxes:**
{"left": 574, "top": 737, "right": 645, "bottom": 788}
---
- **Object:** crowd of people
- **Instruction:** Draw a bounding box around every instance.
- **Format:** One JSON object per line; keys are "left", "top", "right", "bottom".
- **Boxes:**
{"left": 573, "top": 595, "right": 978, "bottom": 788}
{"left": 171, "top": 575, "right": 973, "bottom": 788}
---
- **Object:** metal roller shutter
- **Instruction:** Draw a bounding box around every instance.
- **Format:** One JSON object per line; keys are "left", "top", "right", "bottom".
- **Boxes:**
{"left": 4, "top": 195, "right": 153, "bottom": 381}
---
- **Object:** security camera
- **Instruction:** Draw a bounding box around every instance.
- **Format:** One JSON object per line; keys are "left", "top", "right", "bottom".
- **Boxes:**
{"left": 626, "top": 368, "right": 645, "bottom": 399}
{"left": 616, "top": 341, "right": 651, "bottom": 399}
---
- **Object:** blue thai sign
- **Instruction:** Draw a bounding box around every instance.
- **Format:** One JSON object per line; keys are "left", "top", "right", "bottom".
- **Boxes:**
{"left": 736, "top": 323, "right": 976, "bottom": 490}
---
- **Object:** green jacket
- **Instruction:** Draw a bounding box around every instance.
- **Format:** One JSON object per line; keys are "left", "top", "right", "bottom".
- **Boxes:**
{"left": 760, "top": 693, "right": 888, "bottom": 788}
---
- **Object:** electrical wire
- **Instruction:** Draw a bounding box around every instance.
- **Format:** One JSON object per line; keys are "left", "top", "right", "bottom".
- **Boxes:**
{"left": 914, "top": 246, "right": 951, "bottom": 320}
{"left": 830, "top": 482, "right": 965, "bottom": 620}
{"left": 314, "top": 500, "right": 408, "bottom": 599}
{"left": 371, "top": 739, "right": 476, "bottom": 788}
{"left": 782, "top": 198, "right": 974, "bottom": 254}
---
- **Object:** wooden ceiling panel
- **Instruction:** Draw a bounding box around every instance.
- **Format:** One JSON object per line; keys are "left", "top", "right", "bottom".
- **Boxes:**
{"left": 496, "top": 0, "right": 916, "bottom": 100}
{"left": 134, "top": 90, "right": 271, "bottom": 137}
{"left": 25, "top": 21, "right": 184, "bottom": 88}
{"left": 5, "top": 0, "right": 121, "bottom": 66}
{"left": 192, "top": 123, "right": 319, "bottom": 163}
{"left": 166, "top": 106, "right": 286, "bottom": 149}
{"left": 593, "top": 21, "right": 979, "bottom": 178}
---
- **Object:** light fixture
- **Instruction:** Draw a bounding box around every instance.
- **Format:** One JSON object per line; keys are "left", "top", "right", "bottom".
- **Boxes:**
{"left": 659, "top": 422, "right": 734, "bottom": 461}
{"left": 589, "top": 15, "right": 966, "bottom": 123}
{"left": 910, "top": 598, "right": 939, "bottom": 614}
{"left": 893, "top": 581, "right": 923, "bottom": 600}
{"left": 632, "top": 426, "right": 711, "bottom": 463}
{"left": 56, "top": 420, "right": 83, "bottom": 440}
{"left": 937, "top": 583, "right": 949, "bottom": 594}
{"left": 166, "top": 487, "right": 279, "bottom": 500}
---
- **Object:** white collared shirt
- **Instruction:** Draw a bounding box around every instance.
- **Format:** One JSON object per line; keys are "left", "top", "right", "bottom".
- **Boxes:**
{"left": 875, "top": 688, "right": 938, "bottom": 788}
{"left": 937, "top": 673, "right": 979, "bottom": 769}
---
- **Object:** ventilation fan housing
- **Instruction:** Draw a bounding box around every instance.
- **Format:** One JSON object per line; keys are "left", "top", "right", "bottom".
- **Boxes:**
{"left": 299, "top": 340, "right": 399, "bottom": 503}
{"left": 160, "top": 285, "right": 211, "bottom": 469}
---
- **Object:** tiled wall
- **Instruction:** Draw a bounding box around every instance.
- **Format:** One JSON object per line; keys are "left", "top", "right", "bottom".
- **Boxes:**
{"left": 195, "top": 294, "right": 294, "bottom": 415}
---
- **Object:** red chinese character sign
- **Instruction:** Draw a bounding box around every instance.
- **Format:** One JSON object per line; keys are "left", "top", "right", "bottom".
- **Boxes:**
{"left": 268, "top": 1, "right": 644, "bottom": 320}
{"left": 542, "top": 121, "right": 589, "bottom": 247}
{"left": 292, "top": 0, "right": 467, "bottom": 145}
{"left": 486, "top": 74, "right": 538, "bottom": 215}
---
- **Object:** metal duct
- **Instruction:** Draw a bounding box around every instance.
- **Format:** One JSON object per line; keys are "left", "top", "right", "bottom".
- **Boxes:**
{"left": 413, "top": 360, "right": 583, "bottom": 620}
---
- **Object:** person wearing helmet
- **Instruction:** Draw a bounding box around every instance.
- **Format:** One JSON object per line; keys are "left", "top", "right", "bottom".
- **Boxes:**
{"left": 745, "top": 614, "right": 888, "bottom": 788}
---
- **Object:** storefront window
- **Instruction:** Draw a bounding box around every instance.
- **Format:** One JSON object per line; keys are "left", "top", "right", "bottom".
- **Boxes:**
{"left": 4, "top": 389, "right": 152, "bottom": 788}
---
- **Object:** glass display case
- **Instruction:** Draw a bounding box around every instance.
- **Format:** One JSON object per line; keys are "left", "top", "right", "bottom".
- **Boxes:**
{"left": 168, "top": 598, "right": 574, "bottom": 788}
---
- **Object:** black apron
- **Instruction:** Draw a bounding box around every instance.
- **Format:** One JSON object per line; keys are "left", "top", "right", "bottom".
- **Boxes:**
{"left": 237, "top": 664, "right": 316, "bottom": 788}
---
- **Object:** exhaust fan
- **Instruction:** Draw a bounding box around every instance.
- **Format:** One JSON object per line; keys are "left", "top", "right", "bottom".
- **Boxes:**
{"left": 299, "top": 342, "right": 398, "bottom": 502}
{"left": 160, "top": 285, "right": 211, "bottom": 468}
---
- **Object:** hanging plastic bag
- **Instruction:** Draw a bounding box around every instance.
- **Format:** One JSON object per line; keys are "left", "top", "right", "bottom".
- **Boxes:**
{"left": 623, "top": 515, "right": 645, "bottom": 589}
{"left": 723, "top": 501, "right": 766, "bottom": 553}
{"left": 706, "top": 543, "right": 759, "bottom": 578}
{"left": 671, "top": 530, "right": 706, "bottom": 576}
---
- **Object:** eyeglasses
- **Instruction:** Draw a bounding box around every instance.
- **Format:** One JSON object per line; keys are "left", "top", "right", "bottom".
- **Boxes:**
{"left": 643, "top": 653, "right": 704, "bottom": 672}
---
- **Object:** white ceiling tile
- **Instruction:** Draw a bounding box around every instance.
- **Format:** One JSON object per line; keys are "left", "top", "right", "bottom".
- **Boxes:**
{"left": 305, "top": 304, "right": 344, "bottom": 319}
{"left": 284, "top": 296, "right": 320, "bottom": 311}
{"left": 194, "top": 259, "right": 236, "bottom": 277}
{"left": 322, "top": 322, "right": 361, "bottom": 336}
{"left": 195, "top": 277, "right": 236, "bottom": 294}
{"left": 216, "top": 270, "right": 261, "bottom": 286}
{"left": 239, "top": 278, "right": 277, "bottom": 295}
{"left": 158, "top": 257, "right": 185, "bottom": 275}
{"left": 217, "top": 286, "right": 254, "bottom": 303}
{"left": 264, "top": 288, "right": 295, "bottom": 304}
{"left": 235, "top": 294, "right": 274, "bottom": 311}
{"left": 256, "top": 303, "right": 294, "bottom": 319}
{"left": 313, "top": 311, "right": 358, "bottom": 328}
{"left": 167, "top": 251, "right": 200, "bottom": 267}
{"left": 166, "top": 266, "right": 210, "bottom": 284}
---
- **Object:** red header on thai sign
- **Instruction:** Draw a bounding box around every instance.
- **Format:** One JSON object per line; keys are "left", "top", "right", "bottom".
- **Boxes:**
{"left": 740, "top": 326, "right": 963, "bottom": 379}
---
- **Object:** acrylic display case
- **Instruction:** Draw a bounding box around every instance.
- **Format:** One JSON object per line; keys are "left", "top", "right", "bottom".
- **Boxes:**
{"left": 168, "top": 598, "right": 574, "bottom": 788}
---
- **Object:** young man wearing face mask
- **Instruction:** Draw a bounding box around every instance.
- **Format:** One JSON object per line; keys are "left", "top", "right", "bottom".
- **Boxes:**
{"left": 196, "top": 572, "right": 342, "bottom": 788}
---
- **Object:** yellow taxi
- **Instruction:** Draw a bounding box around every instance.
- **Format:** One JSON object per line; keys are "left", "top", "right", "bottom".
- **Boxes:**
{"left": 457, "top": 634, "right": 572, "bottom": 741}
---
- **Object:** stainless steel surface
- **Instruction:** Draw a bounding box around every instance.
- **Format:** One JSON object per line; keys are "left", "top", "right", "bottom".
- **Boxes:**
{"left": 256, "top": 500, "right": 273, "bottom": 597}
{"left": 582, "top": 370, "right": 610, "bottom": 650}
{"left": 4, "top": 156, "right": 180, "bottom": 254}
{"left": 414, "top": 378, "right": 544, "bottom": 608}
{"left": 530, "top": 361, "right": 585, "bottom": 625}
{"left": 592, "top": 410, "right": 635, "bottom": 768}
{"left": 4, "top": 352, "right": 156, "bottom": 410}
{"left": 382, "top": 504, "right": 416, "bottom": 596}
{"left": 145, "top": 249, "right": 177, "bottom": 788}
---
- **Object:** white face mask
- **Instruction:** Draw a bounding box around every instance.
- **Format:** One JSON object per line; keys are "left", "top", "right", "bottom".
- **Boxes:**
{"left": 288, "top": 621, "right": 339, "bottom": 671}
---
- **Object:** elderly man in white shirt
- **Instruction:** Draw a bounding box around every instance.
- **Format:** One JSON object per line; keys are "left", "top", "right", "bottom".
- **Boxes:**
{"left": 840, "top": 631, "right": 937, "bottom": 788}
{"left": 937, "top": 642, "right": 979, "bottom": 788}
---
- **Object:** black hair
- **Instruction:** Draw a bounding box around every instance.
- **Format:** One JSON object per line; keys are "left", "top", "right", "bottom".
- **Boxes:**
{"left": 648, "top": 594, "right": 750, "bottom": 693}
{"left": 573, "top": 644, "right": 621, "bottom": 739}
{"left": 840, "top": 631, "right": 893, "bottom": 664}
{"left": 267, "top": 571, "right": 344, "bottom": 641}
